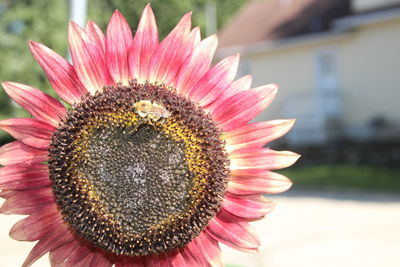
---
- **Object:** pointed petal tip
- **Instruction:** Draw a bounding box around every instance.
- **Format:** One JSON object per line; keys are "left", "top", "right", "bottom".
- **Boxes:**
{"left": 273, "top": 118, "right": 296, "bottom": 131}
{"left": 68, "top": 21, "right": 80, "bottom": 36}
{"left": 28, "top": 40, "right": 42, "bottom": 51}
{"left": 219, "top": 54, "right": 240, "bottom": 68}
{"left": 68, "top": 20, "right": 85, "bottom": 35}
{"left": 252, "top": 83, "right": 279, "bottom": 103}
{"left": 228, "top": 54, "right": 240, "bottom": 69}
{"left": 28, "top": 39, "right": 35, "bottom": 46}
{"left": 286, "top": 179, "right": 294, "bottom": 189}
{"left": 287, "top": 118, "right": 296, "bottom": 124}
{"left": 178, "top": 11, "right": 193, "bottom": 26}
{"left": 85, "top": 20, "right": 96, "bottom": 29}
{"left": 281, "top": 151, "right": 301, "bottom": 166}
{"left": 191, "top": 26, "right": 200, "bottom": 34}
{"left": 265, "top": 83, "right": 279, "bottom": 92}
{"left": 284, "top": 118, "right": 296, "bottom": 131}
{"left": 230, "top": 53, "right": 240, "bottom": 62}
{"left": 275, "top": 174, "right": 293, "bottom": 191}
{"left": 284, "top": 150, "right": 301, "bottom": 158}
{"left": 1, "top": 81, "right": 21, "bottom": 90}
{"left": 232, "top": 53, "right": 240, "bottom": 61}
{"left": 68, "top": 20, "right": 79, "bottom": 29}
{"left": 1, "top": 81, "right": 10, "bottom": 88}
{"left": 110, "top": 9, "right": 125, "bottom": 21}
{"left": 142, "top": 3, "right": 155, "bottom": 17}
{"left": 205, "top": 34, "right": 218, "bottom": 45}
{"left": 179, "top": 11, "right": 193, "bottom": 28}
{"left": 242, "top": 74, "right": 253, "bottom": 82}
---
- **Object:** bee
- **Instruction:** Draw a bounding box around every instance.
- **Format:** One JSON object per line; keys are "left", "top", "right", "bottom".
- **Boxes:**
{"left": 133, "top": 100, "right": 171, "bottom": 123}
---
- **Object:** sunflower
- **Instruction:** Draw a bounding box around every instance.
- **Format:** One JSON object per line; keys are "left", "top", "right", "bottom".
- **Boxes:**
{"left": 0, "top": 4, "right": 299, "bottom": 267}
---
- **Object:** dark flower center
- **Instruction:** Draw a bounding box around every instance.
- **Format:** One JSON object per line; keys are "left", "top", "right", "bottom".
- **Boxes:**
{"left": 85, "top": 125, "right": 193, "bottom": 234}
{"left": 48, "top": 82, "right": 229, "bottom": 256}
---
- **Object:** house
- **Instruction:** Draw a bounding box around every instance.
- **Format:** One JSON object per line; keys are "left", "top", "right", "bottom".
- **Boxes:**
{"left": 217, "top": 0, "right": 400, "bottom": 146}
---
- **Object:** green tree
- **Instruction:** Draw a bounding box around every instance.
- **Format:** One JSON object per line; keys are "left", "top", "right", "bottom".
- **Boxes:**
{"left": 0, "top": 0, "right": 247, "bottom": 144}
{"left": 88, "top": 0, "right": 246, "bottom": 39}
{"left": 0, "top": 0, "right": 69, "bottom": 143}
{"left": 0, "top": 0, "right": 69, "bottom": 113}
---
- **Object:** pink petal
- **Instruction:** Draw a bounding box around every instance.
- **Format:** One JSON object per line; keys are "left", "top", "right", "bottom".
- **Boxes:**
{"left": 67, "top": 245, "right": 93, "bottom": 266}
{"left": 224, "top": 119, "right": 295, "bottom": 152}
{"left": 0, "top": 141, "right": 48, "bottom": 166}
{"left": 0, "top": 187, "right": 54, "bottom": 215}
{"left": 187, "top": 54, "right": 239, "bottom": 106}
{"left": 76, "top": 253, "right": 96, "bottom": 267}
{"left": 128, "top": 4, "right": 158, "bottom": 82}
{"left": 228, "top": 170, "right": 293, "bottom": 195}
{"left": 174, "top": 35, "right": 218, "bottom": 95}
{"left": 161, "top": 26, "right": 200, "bottom": 86}
{"left": 22, "top": 225, "right": 74, "bottom": 267}
{"left": 207, "top": 209, "right": 260, "bottom": 252}
{"left": 183, "top": 26, "right": 201, "bottom": 59}
{"left": 212, "top": 84, "right": 278, "bottom": 132}
{"left": 144, "top": 254, "right": 171, "bottom": 267}
{"left": 172, "top": 232, "right": 221, "bottom": 267}
{"left": 169, "top": 250, "right": 192, "bottom": 267}
{"left": 69, "top": 21, "right": 112, "bottom": 94}
{"left": 106, "top": 10, "right": 133, "bottom": 84}
{"left": 185, "top": 26, "right": 201, "bottom": 49}
{"left": 147, "top": 12, "right": 192, "bottom": 84}
{"left": 49, "top": 239, "right": 77, "bottom": 266}
{"left": 89, "top": 249, "right": 114, "bottom": 267}
{"left": 114, "top": 256, "right": 143, "bottom": 267}
{"left": 0, "top": 163, "right": 50, "bottom": 190}
{"left": 0, "top": 190, "right": 13, "bottom": 199}
{"left": 29, "top": 41, "right": 86, "bottom": 105}
{"left": 86, "top": 21, "right": 106, "bottom": 55}
{"left": 175, "top": 249, "right": 199, "bottom": 267}
{"left": 229, "top": 147, "right": 300, "bottom": 170}
{"left": 2, "top": 81, "right": 66, "bottom": 127}
{"left": 188, "top": 232, "right": 223, "bottom": 267}
{"left": 206, "top": 75, "right": 252, "bottom": 111}
{"left": 0, "top": 118, "right": 54, "bottom": 149}
{"left": 222, "top": 194, "right": 275, "bottom": 220}
{"left": 10, "top": 204, "right": 61, "bottom": 241}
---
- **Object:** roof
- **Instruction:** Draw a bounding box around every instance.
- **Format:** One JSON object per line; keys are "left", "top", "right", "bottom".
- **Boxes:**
{"left": 218, "top": 0, "right": 351, "bottom": 48}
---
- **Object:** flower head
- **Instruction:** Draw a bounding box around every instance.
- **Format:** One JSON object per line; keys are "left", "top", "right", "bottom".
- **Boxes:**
{"left": 0, "top": 5, "right": 299, "bottom": 266}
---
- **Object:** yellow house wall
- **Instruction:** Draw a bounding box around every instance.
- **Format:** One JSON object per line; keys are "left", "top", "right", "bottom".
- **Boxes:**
{"left": 338, "top": 20, "right": 400, "bottom": 127}
{"left": 243, "top": 18, "right": 400, "bottom": 139}
{"left": 246, "top": 42, "right": 317, "bottom": 121}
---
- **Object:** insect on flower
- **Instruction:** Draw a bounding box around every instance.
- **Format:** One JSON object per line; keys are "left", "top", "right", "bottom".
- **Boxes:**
{"left": 133, "top": 100, "right": 171, "bottom": 123}
{"left": 0, "top": 4, "right": 299, "bottom": 266}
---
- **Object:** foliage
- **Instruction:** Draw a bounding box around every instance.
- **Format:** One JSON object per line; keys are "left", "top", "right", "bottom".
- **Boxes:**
{"left": 0, "top": 0, "right": 69, "bottom": 100}
{"left": 0, "top": 0, "right": 246, "bottom": 144}
{"left": 88, "top": 0, "right": 246, "bottom": 39}
{"left": 279, "top": 164, "right": 400, "bottom": 191}
{"left": 0, "top": 0, "right": 70, "bottom": 141}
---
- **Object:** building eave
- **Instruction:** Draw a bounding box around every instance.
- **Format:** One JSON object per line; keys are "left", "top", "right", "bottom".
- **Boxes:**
{"left": 217, "top": 7, "right": 400, "bottom": 58}
{"left": 216, "top": 30, "right": 351, "bottom": 58}
{"left": 333, "top": 7, "right": 400, "bottom": 31}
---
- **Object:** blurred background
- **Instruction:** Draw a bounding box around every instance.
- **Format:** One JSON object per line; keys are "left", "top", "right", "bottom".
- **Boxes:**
{"left": 0, "top": 0, "right": 399, "bottom": 266}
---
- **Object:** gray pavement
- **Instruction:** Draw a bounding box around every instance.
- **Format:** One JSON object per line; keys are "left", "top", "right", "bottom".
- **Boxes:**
{"left": 0, "top": 188, "right": 399, "bottom": 267}
{"left": 222, "top": 188, "right": 400, "bottom": 267}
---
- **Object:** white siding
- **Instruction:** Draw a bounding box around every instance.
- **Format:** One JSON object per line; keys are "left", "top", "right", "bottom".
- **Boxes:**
{"left": 235, "top": 19, "right": 400, "bottom": 145}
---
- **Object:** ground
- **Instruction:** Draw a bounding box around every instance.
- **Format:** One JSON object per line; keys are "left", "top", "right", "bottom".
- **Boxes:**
{"left": 0, "top": 187, "right": 399, "bottom": 266}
